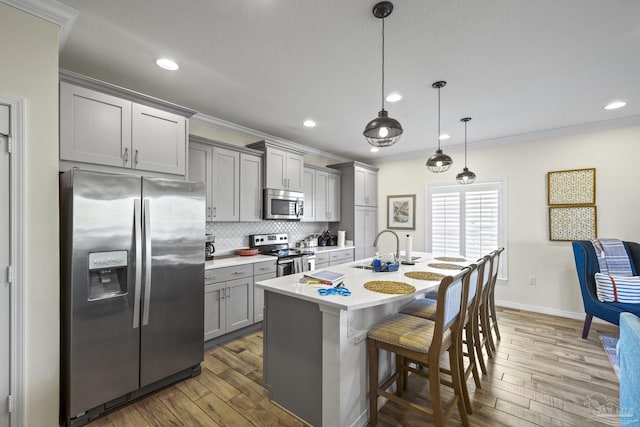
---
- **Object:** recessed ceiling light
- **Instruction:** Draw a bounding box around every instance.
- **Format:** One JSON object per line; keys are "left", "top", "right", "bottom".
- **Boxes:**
{"left": 303, "top": 119, "right": 316, "bottom": 128}
{"left": 604, "top": 101, "right": 627, "bottom": 110}
{"left": 370, "top": 147, "right": 380, "bottom": 153}
{"left": 439, "top": 133, "right": 450, "bottom": 140}
{"left": 386, "top": 93, "right": 402, "bottom": 102}
{"left": 156, "top": 58, "right": 179, "bottom": 71}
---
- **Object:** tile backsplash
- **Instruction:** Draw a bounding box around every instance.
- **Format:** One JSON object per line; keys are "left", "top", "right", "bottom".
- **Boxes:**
{"left": 206, "top": 221, "right": 331, "bottom": 256}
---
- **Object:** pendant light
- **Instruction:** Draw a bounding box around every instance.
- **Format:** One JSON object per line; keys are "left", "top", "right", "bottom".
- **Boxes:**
{"left": 456, "top": 117, "right": 476, "bottom": 184}
{"left": 426, "top": 81, "right": 453, "bottom": 172}
{"left": 363, "top": 1, "right": 403, "bottom": 148}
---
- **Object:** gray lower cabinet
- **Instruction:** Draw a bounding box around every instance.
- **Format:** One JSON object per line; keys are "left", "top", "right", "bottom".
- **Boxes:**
{"left": 329, "top": 249, "right": 354, "bottom": 266}
{"left": 253, "top": 260, "right": 277, "bottom": 323}
{"left": 204, "top": 265, "right": 254, "bottom": 341}
{"left": 315, "top": 252, "right": 329, "bottom": 269}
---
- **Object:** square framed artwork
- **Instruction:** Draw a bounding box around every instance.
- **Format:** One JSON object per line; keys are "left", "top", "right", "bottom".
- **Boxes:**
{"left": 387, "top": 194, "right": 416, "bottom": 230}
{"left": 547, "top": 168, "right": 596, "bottom": 206}
{"left": 549, "top": 206, "right": 597, "bottom": 241}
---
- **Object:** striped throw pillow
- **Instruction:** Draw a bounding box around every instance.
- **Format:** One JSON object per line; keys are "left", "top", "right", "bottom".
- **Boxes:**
{"left": 594, "top": 273, "right": 640, "bottom": 303}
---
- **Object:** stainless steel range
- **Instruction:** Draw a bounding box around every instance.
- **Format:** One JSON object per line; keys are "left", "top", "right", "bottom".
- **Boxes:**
{"left": 249, "top": 233, "right": 315, "bottom": 276}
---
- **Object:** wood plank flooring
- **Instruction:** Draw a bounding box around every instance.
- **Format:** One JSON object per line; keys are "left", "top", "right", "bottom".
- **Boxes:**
{"left": 87, "top": 308, "right": 619, "bottom": 426}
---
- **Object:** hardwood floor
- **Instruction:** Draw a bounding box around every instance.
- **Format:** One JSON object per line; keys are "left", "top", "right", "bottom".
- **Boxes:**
{"left": 88, "top": 308, "right": 619, "bottom": 426}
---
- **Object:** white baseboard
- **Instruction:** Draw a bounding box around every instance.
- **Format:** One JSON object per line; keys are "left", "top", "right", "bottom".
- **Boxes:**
{"left": 495, "top": 299, "right": 609, "bottom": 324}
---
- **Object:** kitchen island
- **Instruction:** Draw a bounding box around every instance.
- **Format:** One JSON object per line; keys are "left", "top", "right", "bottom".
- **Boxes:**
{"left": 255, "top": 252, "right": 465, "bottom": 427}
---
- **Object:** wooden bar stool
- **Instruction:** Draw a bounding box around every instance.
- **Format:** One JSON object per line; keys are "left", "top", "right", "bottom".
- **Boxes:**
{"left": 400, "top": 258, "right": 486, "bottom": 414}
{"left": 472, "top": 255, "right": 492, "bottom": 375}
{"left": 487, "top": 248, "right": 504, "bottom": 346}
{"left": 478, "top": 252, "right": 496, "bottom": 360}
{"left": 367, "top": 267, "right": 472, "bottom": 427}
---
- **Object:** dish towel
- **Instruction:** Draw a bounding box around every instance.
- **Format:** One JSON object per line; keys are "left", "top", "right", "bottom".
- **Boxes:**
{"left": 590, "top": 238, "right": 634, "bottom": 276}
{"left": 293, "top": 257, "right": 303, "bottom": 274}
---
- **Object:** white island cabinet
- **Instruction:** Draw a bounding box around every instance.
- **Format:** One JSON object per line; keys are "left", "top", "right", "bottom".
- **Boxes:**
{"left": 256, "top": 252, "right": 456, "bottom": 427}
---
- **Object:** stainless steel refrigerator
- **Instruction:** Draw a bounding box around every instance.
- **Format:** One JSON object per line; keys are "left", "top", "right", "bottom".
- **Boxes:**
{"left": 59, "top": 169, "right": 205, "bottom": 426}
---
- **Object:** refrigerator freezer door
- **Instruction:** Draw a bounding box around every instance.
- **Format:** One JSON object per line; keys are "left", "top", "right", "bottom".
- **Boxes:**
{"left": 140, "top": 177, "right": 205, "bottom": 387}
{"left": 61, "top": 170, "right": 141, "bottom": 417}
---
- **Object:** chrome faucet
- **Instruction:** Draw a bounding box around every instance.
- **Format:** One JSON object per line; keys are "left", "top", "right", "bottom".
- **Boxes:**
{"left": 372, "top": 229, "right": 400, "bottom": 261}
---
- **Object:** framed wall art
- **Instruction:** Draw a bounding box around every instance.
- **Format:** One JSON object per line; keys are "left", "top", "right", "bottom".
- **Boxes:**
{"left": 547, "top": 168, "right": 596, "bottom": 206}
{"left": 549, "top": 206, "right": 597, "bottom": 241}
{"left": 387, "top": 194, "right": 416, "bottom": 230}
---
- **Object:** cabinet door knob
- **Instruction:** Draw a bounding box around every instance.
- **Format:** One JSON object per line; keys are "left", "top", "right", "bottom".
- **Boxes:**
{"left": 134, "top": 149, "right": 139, "bottom": 165}
{"left": 123, "top": 147, "right": 129, "bottom": 164}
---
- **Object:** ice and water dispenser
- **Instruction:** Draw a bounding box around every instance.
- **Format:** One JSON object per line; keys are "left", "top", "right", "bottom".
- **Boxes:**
{"left": 88, "top": 251, "right": 128, "bottom": 300}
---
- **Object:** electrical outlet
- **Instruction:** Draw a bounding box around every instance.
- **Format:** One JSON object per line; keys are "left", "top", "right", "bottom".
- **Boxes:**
{"left": 528, "top": 275, "right": 536, "bottom": 286}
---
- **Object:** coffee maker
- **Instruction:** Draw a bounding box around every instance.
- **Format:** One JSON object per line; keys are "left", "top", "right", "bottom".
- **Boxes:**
{"left": 205, "top": 234, "right": 215, "bottom": 260}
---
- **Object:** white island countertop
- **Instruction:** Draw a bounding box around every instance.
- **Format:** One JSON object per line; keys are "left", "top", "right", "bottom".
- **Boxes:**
{"left": 255, "top": 251, "right": 469, "bottom": 311}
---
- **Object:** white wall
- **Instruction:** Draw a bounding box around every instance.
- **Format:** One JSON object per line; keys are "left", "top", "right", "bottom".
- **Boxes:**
{"left": 0, "top": 4, "right": 60, "bottom": 425}
{"left": 376, "top": 125, "right": 640, "bottom": 318}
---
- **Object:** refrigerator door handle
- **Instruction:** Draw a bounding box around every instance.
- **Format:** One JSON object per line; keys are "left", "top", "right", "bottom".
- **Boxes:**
{"left": 133, "top": 198, "right": 142, "bottom": 329}
{"left": 142, "top": 198, "right": 152, "bottom": 326}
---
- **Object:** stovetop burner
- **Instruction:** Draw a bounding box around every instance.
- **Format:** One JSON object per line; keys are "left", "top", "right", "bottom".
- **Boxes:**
{"left": 249, "top": 233, "right": 314, "bottom": 259}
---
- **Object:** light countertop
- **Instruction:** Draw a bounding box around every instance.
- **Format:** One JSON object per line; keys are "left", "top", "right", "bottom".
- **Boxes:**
{"left": 205, "top": 254, "right": 275, "bottom": 269}
{"left": 255, "top": 251, "right": 472, "bottom": 311}
{"left": 204, "top": 245, "right": 355, "bottom": 270}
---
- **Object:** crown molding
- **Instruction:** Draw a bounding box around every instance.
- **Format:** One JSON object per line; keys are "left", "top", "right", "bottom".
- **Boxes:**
{"left": 1, "top": 0, "right": 78, "bottom": 49}
{"left": 190, "top": 112, "right": 350, "bottom": 163}
{"left": 376, "top": 114, "right": 640, "bottom": 164}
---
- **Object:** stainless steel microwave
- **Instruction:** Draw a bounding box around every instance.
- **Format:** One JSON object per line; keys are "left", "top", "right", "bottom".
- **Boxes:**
{"left": 263, "top": 188, "right": 304, "bottom": 220}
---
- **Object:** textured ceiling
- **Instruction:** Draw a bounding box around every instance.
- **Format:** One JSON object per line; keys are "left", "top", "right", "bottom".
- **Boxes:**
{"left": 56, "top": 0, "right": 640, "bottom": 162}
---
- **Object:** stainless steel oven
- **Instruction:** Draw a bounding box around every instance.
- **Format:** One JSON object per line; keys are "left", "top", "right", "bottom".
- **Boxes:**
{"left": 249, "top": 233, "right": 315, "bottom": 277}
{"left": 277, "top": 254, "right": 315, "bottom": 277}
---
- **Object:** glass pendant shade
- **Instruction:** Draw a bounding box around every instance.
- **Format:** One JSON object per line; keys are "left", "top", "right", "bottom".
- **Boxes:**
{"left": 363, "top": 2, "right": 402, "bottom": 148}
{"left": 456, "top": 167, "right": 476, "bottom": 184}
{"left": 364, "top": 109, "right": 403, "bottom": 147}
{"left": 426, "top": 149, "right": 453, "bottom": 172}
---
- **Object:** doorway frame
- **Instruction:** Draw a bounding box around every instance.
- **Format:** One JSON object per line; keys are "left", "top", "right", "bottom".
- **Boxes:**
{"left": 1, "top": 95, "right": 25, "bottom": 427}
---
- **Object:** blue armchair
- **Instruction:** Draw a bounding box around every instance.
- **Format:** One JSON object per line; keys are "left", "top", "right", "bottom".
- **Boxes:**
{"left": 571, "top": 240, "right": 640, "bottom": 339}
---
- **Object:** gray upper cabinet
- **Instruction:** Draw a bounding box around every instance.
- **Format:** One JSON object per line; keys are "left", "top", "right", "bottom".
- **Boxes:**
{"left": 59, "top": 77, "right": 192, "bottom": 176}
{"left": 247, "top": 141, "right": 305, "bottom": 192}
{"left": 189, "top": 140, "right": 239, "bottom": 222}
{"left": 240, "top": 152, "right": 262, "bottom": 221}
{"left": 212, "top": 146, "right": 240, "bottom": 221}
{"left": 60, "top": 82, "right": 132, "bottom": 168}
{"left": 131, "top": 103, "right": 186, "bottom": 175}
{"left": 188, "top": 141, "right": 213, "bottom": 220}
{"left": 328, "top": 161, "right": 379, "bottom": 258}
{"left": 189, "top": 136, "right": 263, "bottom": 222}
{"left": 302, "top": 168, "right": 315, "bottom": 222}
{"left": 304, "top": 165, "right": 341, "bottom": 222}
{"left": 354, "top": 166, "right": 378, "bottom": 207}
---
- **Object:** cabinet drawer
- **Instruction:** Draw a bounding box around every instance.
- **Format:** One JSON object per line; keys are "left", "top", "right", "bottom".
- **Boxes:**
{"left": 253, "top": 260, "right": 277, "bottom": 276}
{"left": 205, "top": 264, "right": 253, "bottom": 283}
{"left": 315, "top": 252, "right": 330, "bottom": 264}
{"left": 330, "top": 249, "right": 354, "bottom": 263}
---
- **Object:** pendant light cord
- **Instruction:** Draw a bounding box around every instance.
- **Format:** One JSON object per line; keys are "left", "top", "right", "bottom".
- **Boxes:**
{"left": 464, "top": 120, "right": 468, "bottom": 168}
{"left": 437, "top": 86, "right": 441, "bottom": 150}
{"left": 381, "top": 17, "right": 385, "bottom": 111}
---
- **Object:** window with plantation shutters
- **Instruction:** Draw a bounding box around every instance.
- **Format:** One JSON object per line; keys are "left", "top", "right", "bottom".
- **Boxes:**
{"left": 427, "top": 181, "right": 507, "bottom": 279}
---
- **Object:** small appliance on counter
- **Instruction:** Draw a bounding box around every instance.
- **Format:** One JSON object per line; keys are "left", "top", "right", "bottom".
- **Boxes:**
{"left": 318, "top": 231, "right": 337, "bottom": 247}
{"left": 205, "top": 234, "right": 215, "bottom": 260}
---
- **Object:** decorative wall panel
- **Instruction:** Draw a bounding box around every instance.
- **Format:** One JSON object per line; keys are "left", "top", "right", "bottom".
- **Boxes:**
{"left": 547, "top": 168, "right": 596, "bottom": 206}
{"left": 548, "top": 206, "right": 597, "bottom": 241}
